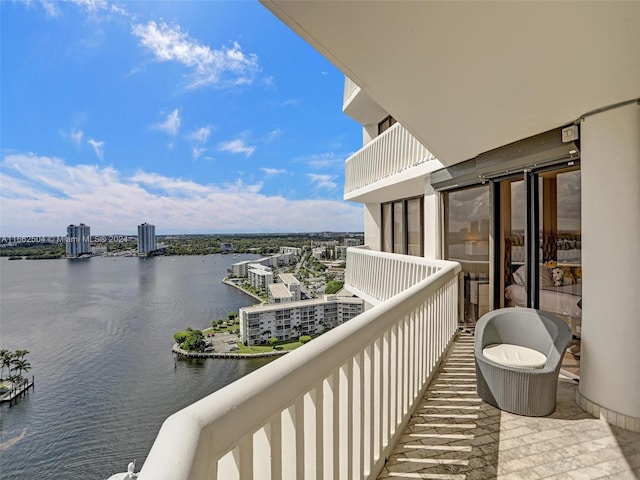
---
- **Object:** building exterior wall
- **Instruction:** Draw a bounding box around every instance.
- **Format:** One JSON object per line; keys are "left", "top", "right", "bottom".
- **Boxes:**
{"left": 278, "top": 273, "right": 301, "bottom": 301}
{"left": 280, "top": 246, "right": 302, "bottom": 256}
{"left": 66, "top": 223, "right": 91, "bottom": 257}
{"left": 363, "top": 203, "right": 381, "bottom": 250}
{"left": 248, "top": 267, "right": 274, "bottom": 292}
{"left": 138, "top": 223, "right": 156, "bottom": 254}
{"left": 268, "top": 283, "right": 293, "bottom": 304}
{"left": 579, "top": 102, "right": 640, "bottom": 420}
{"left": 240, "top": 297, "right": 364, "bottom": 345}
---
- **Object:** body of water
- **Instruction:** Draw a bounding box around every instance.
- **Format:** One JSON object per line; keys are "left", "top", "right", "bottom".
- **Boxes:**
{"left": 0, "top": 254, "right": 269, "bottom": 479}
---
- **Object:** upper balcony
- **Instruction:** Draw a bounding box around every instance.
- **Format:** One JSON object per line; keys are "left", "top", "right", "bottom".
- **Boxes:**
{"left": 344, "top": 122, "right": 442, "bottom": 203}
{"left": 342, "top": 76, "right": 388, "bottom": 126}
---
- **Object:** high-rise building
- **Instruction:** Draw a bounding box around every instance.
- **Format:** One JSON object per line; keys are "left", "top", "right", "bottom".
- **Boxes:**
{"left": 66, "top": 223, "right": 91, "bottom": 257}
{"left": 137, "top": 223, "right": 156, "bottom": 255}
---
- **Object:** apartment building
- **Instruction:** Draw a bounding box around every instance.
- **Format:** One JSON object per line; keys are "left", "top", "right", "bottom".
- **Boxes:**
{"left": 239, "top": 295, "right": 364, "bottom": 346}
{"left": 137, "top": 223, "right": 156, "bottom": 255}
{"left": 65, "top": 223, "right": 91, "bottom": 257}
{"left": 279, "top": 246, "right": 302, "bottom": 256}
{"left": 248, "top": 264, "right": 274, "bottom": 293}
{"left": 267, "top": 282, "right": 293, "bottom": 304}
{"left": 278, "top": 273, "right": 301, "bottom": 301}
{"left": 231, "top": 253, "right": 294, "bottom": 278}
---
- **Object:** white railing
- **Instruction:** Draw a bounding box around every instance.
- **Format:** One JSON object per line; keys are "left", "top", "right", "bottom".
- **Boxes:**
{"left": 344, "top": 122, "right": 436, "bottom": 195}
{"left": 345, "top": 246, "right": 445, "bottom": 304}
{"left": 343, "top": 76, "right": 360, "bottom": 107}
{"left": 138, "top": 250, "right": 461, "bottom": 480}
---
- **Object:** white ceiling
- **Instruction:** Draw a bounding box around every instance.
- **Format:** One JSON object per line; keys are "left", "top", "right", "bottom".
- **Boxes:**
{"left": 262, "top": 1, "right": 640, "bottom": 166}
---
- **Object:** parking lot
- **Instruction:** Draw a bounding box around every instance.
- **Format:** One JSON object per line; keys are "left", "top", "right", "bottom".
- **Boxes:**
{"left": 205, "top": 331, "right": 241, "bottom": 353}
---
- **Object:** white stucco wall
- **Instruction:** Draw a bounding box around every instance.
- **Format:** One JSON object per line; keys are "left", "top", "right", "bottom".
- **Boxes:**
{"left": 363, "top": 124, "right": 377, "bottom": 145}
{"left": 363, "top": 203, "right": 381, "bottom": 250}
{"left": 579, "top": 102, "right": 640, "bottom": 419}
{"left": 423, "top": 182, "right": 439, "bottom": 259}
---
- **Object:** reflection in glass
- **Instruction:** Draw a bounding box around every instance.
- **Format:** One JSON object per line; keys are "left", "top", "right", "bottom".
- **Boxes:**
{"left": 444, "top": 185, "right": 490, "bottom": 324}
{"left": 393, "top": 201, "right": 405, "bottom": 254}
{"left": 407, "top": 198, "right": 422, "bottom": 256}
{"left": 538, "top": 168, "right": 582, "bottom": 359}
{"left": 382, "top": 203, "right": 392, "bottom": 253}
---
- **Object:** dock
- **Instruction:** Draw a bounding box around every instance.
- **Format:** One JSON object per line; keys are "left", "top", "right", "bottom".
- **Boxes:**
{"left": 0, "top": 376, "right": 34, "bottom": 405}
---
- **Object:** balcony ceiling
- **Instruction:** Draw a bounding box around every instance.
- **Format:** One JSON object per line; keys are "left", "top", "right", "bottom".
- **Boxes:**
{"left": 262, "top": 1, "right": 640, "bottom": 166}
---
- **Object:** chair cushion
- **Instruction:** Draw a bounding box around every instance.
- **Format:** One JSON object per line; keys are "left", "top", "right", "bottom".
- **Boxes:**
{"left": 482, "top": 343, "right": 547, "bottom": 369}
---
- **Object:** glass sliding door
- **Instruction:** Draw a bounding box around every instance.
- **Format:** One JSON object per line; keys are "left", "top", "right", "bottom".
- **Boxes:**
{"left": 444, "top": 185, "right": 491, "bottom": 324}
{"left": 538, "top": 167, "right": 582, "bottom": 371}
{"left": 500, "top": 178, "right": 527, "bottom": 310}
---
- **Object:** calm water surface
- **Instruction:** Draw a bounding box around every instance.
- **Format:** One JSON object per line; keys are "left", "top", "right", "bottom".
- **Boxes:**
{"left": 0, "top": 254, "right": 270, "bottom": 479}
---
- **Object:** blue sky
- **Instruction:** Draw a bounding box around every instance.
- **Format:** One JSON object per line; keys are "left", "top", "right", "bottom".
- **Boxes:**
{"left": 0, "top": 0, "right": 363, "bottom": 236}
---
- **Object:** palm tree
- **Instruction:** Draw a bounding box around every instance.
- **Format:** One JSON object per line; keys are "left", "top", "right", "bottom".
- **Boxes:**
{"left": 0, "top": 350, "right": 13, "bottom": 380}
{"left": 11, "top": 358, "right": 31, "bottom": 381}
{"left": 14, "top": 349, "right": 30, "bottom": 360}
{"left": 8, "top": 373, "right": 24, "bottom": 388}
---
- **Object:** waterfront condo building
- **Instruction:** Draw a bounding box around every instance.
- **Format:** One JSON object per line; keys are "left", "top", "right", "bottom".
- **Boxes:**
{"left": 248, "top": 264, "right": 274, "bottom": 293}
{"left": 239, "top": 295, "right": 364, "bottom": 346}
{"left": 139, "top": 3, "right": 640, "bottom": 479}
{"left": 137, "top": 223, "right": 156, "bottom": 255}
{"left": 278, "top": 273, "right": 301, "bottom": 301}
{"left": 66, "top": 223, "right": 91, "bottom": 257}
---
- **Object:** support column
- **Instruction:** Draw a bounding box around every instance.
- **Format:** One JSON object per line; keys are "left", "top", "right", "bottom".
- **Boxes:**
{"left": 578, "top": 101, "right": 640, "bottom": 431}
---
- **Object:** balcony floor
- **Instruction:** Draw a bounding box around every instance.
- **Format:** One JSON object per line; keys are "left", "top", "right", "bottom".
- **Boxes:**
{"left": 378, "top": 332, "right": 640, "bottom": 480}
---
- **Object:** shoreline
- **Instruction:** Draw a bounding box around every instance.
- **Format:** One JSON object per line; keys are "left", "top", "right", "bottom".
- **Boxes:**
{"left": 172, "top": 344, "right": 287, "bottom": 359}
{"left": 222, "top": 278, "right": 265, "bottom": 304}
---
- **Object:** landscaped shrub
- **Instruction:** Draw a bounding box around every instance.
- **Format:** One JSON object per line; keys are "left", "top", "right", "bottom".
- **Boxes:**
{"left": 299, "top": 335, "right": 312, "bottom": 344}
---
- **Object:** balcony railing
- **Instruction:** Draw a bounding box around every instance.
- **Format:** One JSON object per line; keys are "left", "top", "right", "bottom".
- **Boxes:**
{"left": 343, "top": 76, "right": 360, "bottom": 107}
{"left": 344, "top": 122, "right": 437, "bottom": 196}
{"left": 138, "top": 249, "right": 461, "bottom": 480}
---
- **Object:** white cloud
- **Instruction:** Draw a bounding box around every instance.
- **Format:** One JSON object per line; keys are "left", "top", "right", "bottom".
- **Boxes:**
{"left": 40, "top": 0, "right": 61, "bottom": 17}
{"left": 190, "top": 126, "right": 211, "bottom": 144}
{"left": 153, "top": 109, "right": 181, "bottom": 137}
{"left": 219, "top": 139, "right": 255, "bottom": 157}
{"left": 87, "top": 138, "right": 104, "bottom": 160}
{"left": 70, "top": 128, "right": 84, "bottom": 147}
{"left": 300, "top": 152, "right": 342, "bottom": 169}
{"left": 261, "top": 167, "right": 286, "bottom": 176}
{"left": 267, "top": 128, "right": 283, "bottom": 142}
{"left": 192, "top": 147, "right": 206, "bottom": 160}
{"left": 132, "top": 21, "right": 259, "bottom": 89}
{"left": 0, "top": 154, "right": 363, "bottom": 235}
{"left": 307, "top": 173, "right": 337, "bottom": 191}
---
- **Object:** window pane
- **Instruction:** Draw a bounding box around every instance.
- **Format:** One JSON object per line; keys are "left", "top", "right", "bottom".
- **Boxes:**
{"left": 444, "top": 185, "right": 490, "bottom": 324}
{"left": 393, "top": 201, "right": 405, "bottom": 254}
{"left": 407, "top": 198, "right": 422, "bottom": 256}
{"left": 538, "top": 167, "right": 582, "bottom": 332}
{"left": 382, "top": 203, "right": 392, "bottom": 252}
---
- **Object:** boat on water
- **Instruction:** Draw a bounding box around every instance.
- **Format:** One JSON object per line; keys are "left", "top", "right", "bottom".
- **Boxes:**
{"left": 106, "top": 461, "right": 137, "bottom": 480}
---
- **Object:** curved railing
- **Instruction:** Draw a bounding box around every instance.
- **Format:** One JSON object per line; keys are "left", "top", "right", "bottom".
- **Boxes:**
{"left": 344, "top": 122, "right": 437, "bottom": 195}
{"left": 138, "top": 250, "right": 461, "bottom": 480}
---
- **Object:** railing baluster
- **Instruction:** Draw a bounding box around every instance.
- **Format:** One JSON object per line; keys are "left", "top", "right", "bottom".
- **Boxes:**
{"left": 270, "top": 413, "right": 282, "bottom": 480}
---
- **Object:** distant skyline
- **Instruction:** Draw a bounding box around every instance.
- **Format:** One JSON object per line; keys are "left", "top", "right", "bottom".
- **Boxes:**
{"left": 0, "top": 1, "right": 363, "bottom": 236}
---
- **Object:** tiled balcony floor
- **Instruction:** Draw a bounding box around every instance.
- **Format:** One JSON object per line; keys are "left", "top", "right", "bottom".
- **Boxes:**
{"left": 378, "top": 332, "right": 640, "bottom": 480}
